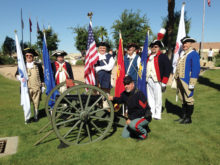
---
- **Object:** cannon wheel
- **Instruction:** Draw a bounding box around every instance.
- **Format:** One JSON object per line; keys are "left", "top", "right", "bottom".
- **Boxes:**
{"left": 45, "top": 80, "right": 84, "bottom": 120}
{"left": 51, "top": 84, "right": 114, "bottom": 145}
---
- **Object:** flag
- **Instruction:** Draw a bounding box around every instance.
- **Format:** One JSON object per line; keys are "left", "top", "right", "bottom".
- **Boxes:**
{"left": 84, "top": 21, "right": 99, "bottom": 85}
{"left": 207, "top": 0, "right": 211, "bottom": 7}
{"left": 29, "top": 18, "right": 32, "bottom": 32}
{"left": 15, "top": 32, "right": 31, "bottom": 121}
{"left": 37, "top": 21, "right": 40, "bottom": 32}
{"left": 137, "top": 32, "right": 148, "bottom": 97}
{"left": 114, "top": 32, "right": 125, "bottom": 97}
{"left": 42, "top": 33, "right": 59, "bottom": 107}
{"left": 172, "top": 2, "right": 186, "bottom": 74}
{"left": 21, "top": 9, "right": 24, "bottom": 29}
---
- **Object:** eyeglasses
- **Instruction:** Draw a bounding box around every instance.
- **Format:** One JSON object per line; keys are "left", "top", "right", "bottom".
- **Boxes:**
{"left": 26, "top": 55, "right": 33, "bottom": 57}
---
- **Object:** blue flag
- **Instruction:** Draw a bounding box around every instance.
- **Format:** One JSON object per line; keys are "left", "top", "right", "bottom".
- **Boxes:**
{"left": 137, "top": 33, "right": 149, "bottom": 97}
{"left": 42, "top": 34, "right": 59, "bottom": 107}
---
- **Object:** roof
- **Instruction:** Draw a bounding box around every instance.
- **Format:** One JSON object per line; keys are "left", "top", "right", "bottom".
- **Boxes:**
{"left": 191, "top": 42, "right": 220, "bottom": 50}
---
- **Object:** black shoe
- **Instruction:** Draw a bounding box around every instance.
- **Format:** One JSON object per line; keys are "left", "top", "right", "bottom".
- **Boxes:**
{"left": 25, "top": 119, "right": 31, "bottom": 124}
{"left": 57, "top": 141, "right": 69, "bottom": 149}
{"left": 34, "top": 118, "right": 39, "bottom": 122}
{"left": 180, "top": 118, "right": 192, "bottom": 124}
{"left": 174, "top": 118, "right": 184, "bottom": 122}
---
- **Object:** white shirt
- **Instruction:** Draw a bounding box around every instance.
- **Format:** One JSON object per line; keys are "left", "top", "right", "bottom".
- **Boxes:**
{"left": 95, "top": 53, "right": 115, "bottom": 72}
{"left": 208, "top": 50, "right": 213, "bottom": 57}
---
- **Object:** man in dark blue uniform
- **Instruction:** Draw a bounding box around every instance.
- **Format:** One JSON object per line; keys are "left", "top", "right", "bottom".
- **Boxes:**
{"left": 95, "top": 42, "right": 115, "bottom": 94}
{"left": 109, "top": 76, "right": 152, "bottom": 140}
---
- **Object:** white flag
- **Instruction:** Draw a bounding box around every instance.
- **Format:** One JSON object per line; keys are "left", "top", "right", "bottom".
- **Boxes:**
{"left": 172, "top": 3, "right": 186, "bottom": 74}
{"left": 15, "top": 32, "right": 31, "bottom": 121}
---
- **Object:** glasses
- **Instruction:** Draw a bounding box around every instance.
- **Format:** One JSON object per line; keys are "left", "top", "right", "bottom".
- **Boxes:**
{"left": 26, "top": 55, "right": 33, "bottom": 57}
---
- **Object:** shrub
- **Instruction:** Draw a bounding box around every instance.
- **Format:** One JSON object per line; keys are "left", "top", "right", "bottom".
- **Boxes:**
{"left": 0, "top": 56, "right": 16, "bottom": 64}
{"left": 75, "top": 59, "right": 84, "bottom": 65}
{"left": 215, "top": 53, "right": 220, "bottom": 67}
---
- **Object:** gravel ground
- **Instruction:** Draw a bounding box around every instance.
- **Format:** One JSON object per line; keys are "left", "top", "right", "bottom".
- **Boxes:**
{"left": 0, "top": 65, "right": 117, "bottom": 85}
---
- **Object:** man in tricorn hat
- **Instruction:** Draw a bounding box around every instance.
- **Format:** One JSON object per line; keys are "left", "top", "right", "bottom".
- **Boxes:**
{"left": 15, "top": 48, "right": 45, "bottom": 123}
{"left": 51, "top": 50, "right": 74, "bottom": 93}
{"left": 174, "top": 36, "right": 200, "bottom": 124}
{"left": 95, "top": 42, "right": 115, "bottom": 94}
{"left": 109, "top": 75, "right": 152, "bottom": 140}
{"left": 146, "top": 33, "right": 171, "bottom": 120}
{"left": 124, "top": 43, "right": 140, "bottom": 87}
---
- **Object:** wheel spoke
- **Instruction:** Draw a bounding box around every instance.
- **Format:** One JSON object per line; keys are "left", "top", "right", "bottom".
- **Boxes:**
{"left": 86, "top": 123, "right": 92, "bottom": 142}
{"left": 56, "top": 110, "right": 79, "bottom": 116}
{"left": 85, "top": 89, "right": 92, "bottom": 110}
{"left": 90, "top": 120, "right": 104, "bottom": 135}
{"left": 89, "top": 107, "right": 110, "bottom": 115}
{"left": 87, "top": 95, "right": 103, "bottom": 112}
{"left": 56, "top": 117, "right": 79, "bottom": 126}
{"left": 76, "top": 122, "right": 84, "bottom": 144}
{"left": 77, "top": 89, "right": 84, "bottom": 111}
{"left": 63, "top": 96, "right": 80, "bottom": 112}
{"left": 63, "top": 120, "right": 81, "bottom": 138}
{"left": 90, "top": 116, "right": 111, "bottom": 122}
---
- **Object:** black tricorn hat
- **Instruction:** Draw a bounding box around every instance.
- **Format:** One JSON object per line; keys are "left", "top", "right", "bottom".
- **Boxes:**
{"left": 180, "top": 36, "right": 196, "bottom": 44}
{"left": 149, "top": 40, "right": 164, "bottom": 48}
{"left": 51, "top": 50, "right": 68, "bottom": 57}
{"left": 23, "top": 48, "right": 39, "bottom": 56}
{"left": 123, "top": 75, "right": 133, "bottom": 85}
{"left": 127, "top": 43, "right": 139, "bottom": 50}
{"left": 97, "top": 42, "right": 110, "bottom": 49}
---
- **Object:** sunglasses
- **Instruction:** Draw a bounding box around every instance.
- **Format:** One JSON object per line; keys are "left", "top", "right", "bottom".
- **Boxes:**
{"left": 26, "top": 55, "right": 33, "bottom": 57}
{"left": 151, "top": 45, "right": 159, "bottom": 48}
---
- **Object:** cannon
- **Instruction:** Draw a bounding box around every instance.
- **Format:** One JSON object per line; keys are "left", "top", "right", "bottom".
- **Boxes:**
{"left": 35, "top": 80, "right": 122, "bottom": 146}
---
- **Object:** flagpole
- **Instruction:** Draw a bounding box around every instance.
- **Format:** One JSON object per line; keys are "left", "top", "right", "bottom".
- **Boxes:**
{"left": 21, "top": 8, "right": 24, "bottom": 50}
{"left": 201, "top": 0, "right": 206, "bottom": 58}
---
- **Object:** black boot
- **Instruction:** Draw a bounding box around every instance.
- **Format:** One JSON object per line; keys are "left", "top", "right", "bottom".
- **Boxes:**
{"left": 180, "top": 105, "right": 193, "bottom": 124}
{"left": 175, "top": 104, "right": 186, "bottom": 122}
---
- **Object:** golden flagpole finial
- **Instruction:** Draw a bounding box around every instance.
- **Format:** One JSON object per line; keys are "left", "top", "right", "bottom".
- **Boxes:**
{"left": 14, "top": 30, "right": 17, "bottom": 34}
{"left": 87, "top": 12, "right": 93, "bottom": 21}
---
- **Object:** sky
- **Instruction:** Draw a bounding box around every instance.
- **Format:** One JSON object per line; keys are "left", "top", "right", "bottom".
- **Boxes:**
{"left": 0, "top": 0, "right": 219, "bottom": 54}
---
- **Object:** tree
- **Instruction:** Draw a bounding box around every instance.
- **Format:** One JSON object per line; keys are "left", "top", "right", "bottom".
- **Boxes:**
{"left": 98, "top": 26, "right": 108, "bottom": 42}
{"left": 71, "top": 25, "right": 112, "bottom": 55}
{"left": 2, "top": 36, "right": 16, "bottom": 56}
{"left": 112, "top": 9, "right": 150, "bottom": 48}
{"left": 162, "top": 10, "right": 191, "bottom": 59}
{"left": 36, "top": 27, "right": 59, "bottom": 53}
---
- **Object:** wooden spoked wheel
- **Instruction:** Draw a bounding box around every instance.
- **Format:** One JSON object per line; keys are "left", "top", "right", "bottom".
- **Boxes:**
{"left": 45, "top": 80, "right": 84, "bottom": 120}
{"left": 51, "top": 84, "right": 114, "bottom": 145}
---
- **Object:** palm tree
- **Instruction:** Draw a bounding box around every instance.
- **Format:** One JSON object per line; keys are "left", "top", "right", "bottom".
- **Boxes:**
{"left": 98, "top": 26, "right": 108, "bottom": 42}
{"left": 167, "top": 0, "right": 175, "bottom": 60}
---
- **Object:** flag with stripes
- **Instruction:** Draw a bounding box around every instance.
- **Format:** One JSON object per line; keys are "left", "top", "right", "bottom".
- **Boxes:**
{"left": 84, "top": 21, "right": 99, "bottom": 85}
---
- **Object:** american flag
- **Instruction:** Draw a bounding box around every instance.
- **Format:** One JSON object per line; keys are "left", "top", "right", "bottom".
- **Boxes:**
{"left": 207, "top": 0, "right": 211, "bottom": 7}
{"left": 84, "top": 21, "right": 98, "bottom": 85}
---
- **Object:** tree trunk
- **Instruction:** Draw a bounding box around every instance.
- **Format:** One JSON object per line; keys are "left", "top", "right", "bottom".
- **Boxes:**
{"left": 167, "top": 0, "right": 175, "bottom": 60}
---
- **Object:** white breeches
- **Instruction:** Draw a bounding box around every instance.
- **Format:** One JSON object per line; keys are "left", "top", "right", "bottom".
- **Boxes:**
{"left": 147, "top": 78, "right": 162, "bottom": 119}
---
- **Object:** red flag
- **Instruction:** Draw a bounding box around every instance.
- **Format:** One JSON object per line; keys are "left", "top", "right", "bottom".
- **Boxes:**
{"left": 84, "top": 21, "right": 99, "bottom": 85}
{"left": 207, "top": 0, "right": 211, "bottom": 7}
{"left": 114, "top": 33, "right": 125, "bottom": 97}
{"left": 29, "top": 18, "right": 32, "bottom": 32}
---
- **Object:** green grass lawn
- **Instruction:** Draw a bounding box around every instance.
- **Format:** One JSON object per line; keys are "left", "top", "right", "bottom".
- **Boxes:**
{"left": 0, "top": 70, "right": 220, "bottom": 165}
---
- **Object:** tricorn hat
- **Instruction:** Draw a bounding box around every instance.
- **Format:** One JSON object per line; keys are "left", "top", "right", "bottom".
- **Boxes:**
{"left": 149, "top": 28, "right": 166, "bottom": 48}
{"left": 123, "top": 75, "right": 133, "bottom": 85}
{"left": 180, "top": 36, "right": 196, "bottom": 44}
{"left": 51, "top": 50, "right": 67, "bottom": 57}
{"left": 127, "top": 43, "right": 139, "bottom": 50}
{"left": 149, "top": 40, "right": 164, "bottom": 48}
{"left": 23, "top": 48, "right": 39, "bottom": 56}
{"left": 97, "top": 42, "right": 110, "bottom": 49}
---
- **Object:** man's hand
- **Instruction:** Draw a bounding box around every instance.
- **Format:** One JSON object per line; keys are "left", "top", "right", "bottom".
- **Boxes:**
{"left": 189, "top": 84, "right": 194, "bottom": 91}
{"left": 161, "top": 83, "right": 166, "bottom": 93}
{"left": 108, "top": 95, "right": 114, "bottom": 101}
{"left": 126, "top": 119, "right": 131, "bottom": 125}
